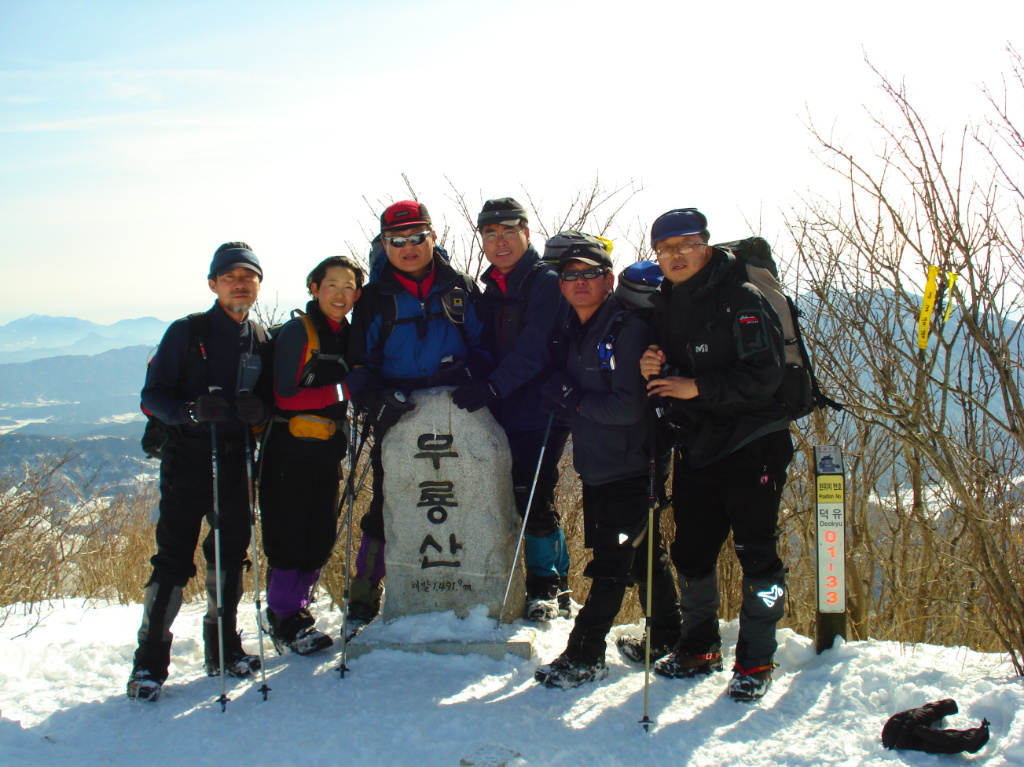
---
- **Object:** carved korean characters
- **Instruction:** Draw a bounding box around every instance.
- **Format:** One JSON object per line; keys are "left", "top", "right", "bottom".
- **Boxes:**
{"left": 380, "top": 389, "right": 525, "bottom": 621}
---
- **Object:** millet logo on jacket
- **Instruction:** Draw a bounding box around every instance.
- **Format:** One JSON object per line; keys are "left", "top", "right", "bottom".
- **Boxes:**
{"left": 695, "top": 343, "right": 709, "bottom": 353}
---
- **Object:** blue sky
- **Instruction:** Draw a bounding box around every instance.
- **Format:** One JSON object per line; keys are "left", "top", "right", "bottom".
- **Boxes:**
{"left": 1, "top": 0, "right": 1020, "bottom": 323}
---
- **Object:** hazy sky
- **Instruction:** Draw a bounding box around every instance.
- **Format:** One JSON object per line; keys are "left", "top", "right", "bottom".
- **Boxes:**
{"left": 1, "top": 0, "right": 1019, "bottom": 324}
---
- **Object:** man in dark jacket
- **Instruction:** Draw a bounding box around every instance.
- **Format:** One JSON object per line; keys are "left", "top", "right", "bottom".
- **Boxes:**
{"left": 451, "top": 197, "right": 572, "bottom": 622}
{"left": 345, "top": 200, "right": 492, "bottom": 627}
{"left": 534, "top": 238, "right": 681, "bottom": 689}
{"left": 128, "top": 242, "right": 271, "bottom": 702}
{"left": 641, "top": 208, "right": 793, "bottom": 702}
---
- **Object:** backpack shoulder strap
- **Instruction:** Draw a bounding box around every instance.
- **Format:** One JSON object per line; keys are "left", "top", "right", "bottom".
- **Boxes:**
{"left": 179, "top": 311, "right": 210, "bottom": 387}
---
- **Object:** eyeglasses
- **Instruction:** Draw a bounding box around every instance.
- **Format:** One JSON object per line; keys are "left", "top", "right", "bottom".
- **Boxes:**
{"left": 481, "top": 226, "right": 524, "bottom": 243}
{"left": 655, "top": 242, "right": 705, "bottom": 259}
{"left": 384, "top": 231, "right": 431, "bottom": 248}
{"left": 559, "top": 268, "right": 608, "bottom": 282}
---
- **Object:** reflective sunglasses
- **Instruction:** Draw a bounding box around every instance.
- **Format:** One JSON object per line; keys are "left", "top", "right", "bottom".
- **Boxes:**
{"left": 559, "top": 267, "right": 609, "bottom": 282}
{"left": 384, "top": 231, "right": 431, "bottom": 248}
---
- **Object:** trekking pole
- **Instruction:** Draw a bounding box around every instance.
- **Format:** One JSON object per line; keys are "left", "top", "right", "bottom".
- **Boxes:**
{"left": 338, "top": 409, "right": 361, "bottom": 678}
{"left": 209, "top": 386, "right": 229, "bottom": 712}
{"left": 237, "top": 353, "right": 270, "bottom": 701}
{"left": 496, "top": 413, "right": 554, "bottom": 630}
{"left": 307, "top": 417, "right": 372, "bottom": 600}
{"left": 640, "top": 343, "right": 665, "bottom": 732}
{"left": 640, "top": 410, "right": 657, "bottom": 733}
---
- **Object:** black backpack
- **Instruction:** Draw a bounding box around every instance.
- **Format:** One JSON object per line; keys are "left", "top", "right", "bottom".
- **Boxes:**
{"left": 714, "top": 237, "right": 842, "bottom": 420}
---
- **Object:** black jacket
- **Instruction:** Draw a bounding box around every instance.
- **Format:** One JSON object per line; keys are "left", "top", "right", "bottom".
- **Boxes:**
{"left": 479, "top": 245, "right": 568, "bottom": 433}
{"left": 651, "top": 248, "right": 788, "bottom": 467}
{"left": 141, "top": 302, "right": 271, "bottom": 438}
{"left": 563, "top": 296, "right": 653, "bottom": 486}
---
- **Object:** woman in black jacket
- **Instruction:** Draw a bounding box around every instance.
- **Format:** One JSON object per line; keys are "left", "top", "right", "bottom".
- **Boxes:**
{"left": 258, "top": 256, "right": 367, "bottom": 655}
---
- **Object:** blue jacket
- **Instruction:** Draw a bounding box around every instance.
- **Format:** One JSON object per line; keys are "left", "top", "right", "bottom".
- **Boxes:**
{"left": 349, "top": 256, "right": 491, "bottom": 387}
{"left": 479, "top": 245, "right": 568, "bottom": 433}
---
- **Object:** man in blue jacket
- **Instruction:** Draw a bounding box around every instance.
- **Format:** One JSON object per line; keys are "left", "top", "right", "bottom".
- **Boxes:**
{"left": 452, "top": 197, "right": 572, "bottom": 622}
{"left": 128, "top": 242, "right": 271, "bottom": 701}
{"left": 346, "top": 200, "right": 491, "bottom": 626}
{"left": 534, "top": 239, "right": 681, "bottom": 689}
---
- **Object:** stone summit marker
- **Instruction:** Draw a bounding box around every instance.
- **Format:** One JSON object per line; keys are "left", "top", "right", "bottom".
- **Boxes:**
{"left": 379, "top": 387, "right": 526, "bottom": 625}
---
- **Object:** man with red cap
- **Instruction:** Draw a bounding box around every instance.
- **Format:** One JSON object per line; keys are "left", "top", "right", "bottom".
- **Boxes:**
{"left": 345, "top": 201, "right": 491, "bottom": 628}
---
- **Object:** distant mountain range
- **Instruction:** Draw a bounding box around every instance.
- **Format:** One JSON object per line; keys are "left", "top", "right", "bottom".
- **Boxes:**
{"left": 0, "top": 319, "right": 164, "bottom": 488}
{"left": 0, "top": 314, "right": 169, "bottom": 364}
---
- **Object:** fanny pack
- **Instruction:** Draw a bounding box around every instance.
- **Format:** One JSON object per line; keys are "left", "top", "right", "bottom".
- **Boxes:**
{"left": 279, "top": 414, "right": 338, "bottom": 441}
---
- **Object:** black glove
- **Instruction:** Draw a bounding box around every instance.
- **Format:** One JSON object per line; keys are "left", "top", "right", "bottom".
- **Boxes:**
{"left": 342, "top": 366, "right": 373, "bottom": 398}
{"left": 541, "top": 373, "right": 582, "bottom": 415}
{"left": 882, "top": 699, "right": 990, "bottom": 755}
{"left": 191, "top": 393, "right": 229, "bottom": 423}
{"left": 234, "top": 394, "right": 267, "bottom": 426}
{"left": 367, "top": 388, "right": 415, "bottom": 428}
{"left": 435, "top": 358, "right": 472, "bottom": 387}
{"left": 452, "top": 380, "right": 501, "bottom": 413}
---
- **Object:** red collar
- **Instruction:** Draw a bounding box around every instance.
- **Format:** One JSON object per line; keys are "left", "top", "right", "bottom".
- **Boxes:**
{"left": 392, "top": 261, "right": 436, "bottom": 298}
{"left": 491, "top": 269, "right": 509, "bottom": 295}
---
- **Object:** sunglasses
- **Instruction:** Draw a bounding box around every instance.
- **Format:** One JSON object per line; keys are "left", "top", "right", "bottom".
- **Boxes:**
{"left": 384, "top": 231, "right": 431, "bottom": 248}
{"left": 560, "top": 268, "right": 608, "bottom": 282}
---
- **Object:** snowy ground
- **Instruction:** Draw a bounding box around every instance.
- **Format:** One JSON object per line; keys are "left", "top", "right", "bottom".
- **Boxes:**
{"left": 1, "top": 599, "right": 1022, "bottom": 766}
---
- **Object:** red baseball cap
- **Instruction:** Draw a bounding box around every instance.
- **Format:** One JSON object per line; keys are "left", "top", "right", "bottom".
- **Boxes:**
{"left": 380, "top": 200, "right": 432, "bottom": 233}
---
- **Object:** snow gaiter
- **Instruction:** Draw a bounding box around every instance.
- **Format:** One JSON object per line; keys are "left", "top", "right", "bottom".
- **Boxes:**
{"left": 134, "top": 579, "right": 183, "bottom": 681}
{"left": 676, "top": 571, "right": 721, "bottom": 654}
{"left": 735, "top": 569, "right": 786, "bottom": 667}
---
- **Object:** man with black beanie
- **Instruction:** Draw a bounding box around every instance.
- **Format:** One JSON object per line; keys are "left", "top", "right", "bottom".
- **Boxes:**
{"left": 127, "top": 242, "right": 272, "bottom": 702}
{"left": 452, "top": 197, "right": 573, "bottom": 622}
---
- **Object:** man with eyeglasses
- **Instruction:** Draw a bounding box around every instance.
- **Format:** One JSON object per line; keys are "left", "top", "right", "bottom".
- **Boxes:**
{"left": 533, "top": 238, "right": 682, "bottom": 689}
{"left": 451, "top": 197, "right": 573, "bottom": 622}
{"left": 346, "top": 200, "right": 492, "bottom": 629}
{"left": 640, "top": 208, "right": 793, "bottom": 702}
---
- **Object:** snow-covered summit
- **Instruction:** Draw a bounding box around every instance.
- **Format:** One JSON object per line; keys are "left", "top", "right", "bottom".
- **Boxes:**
{"left": 1, "top": 599, "right": 1021, "bottom": 766}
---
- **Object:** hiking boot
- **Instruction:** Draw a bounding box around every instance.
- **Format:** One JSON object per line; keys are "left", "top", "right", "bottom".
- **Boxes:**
{"left": 535, "top": 653, "right": 609, "bottom": 690}
{"left": 203, "top": 621, "right": 261, "bottom": 678}
{"left": 526, "top": 581, "right": 560, "bottom": 622}
{"left": 653, "top": 645, "right": 724, "bottom": 679}
{"left": 264, "top": 608, "right": 333, "bottom": 656}
{"left": 526, "top": 595, "right": 560, "bottom": 622}
{"left": 126, "top": 641, "right": 170, "bottom": 702}
{"left": 728, "top": 662, "right": 775, "bottom": 702}
{"left": 126, "top": 666, "right": 163, "bottom": 702}
{"left": 205, "top": 647, "right": 262, "bottom": 678}
{"left": 616, "top": 634, "right": 676, "bottom": 665}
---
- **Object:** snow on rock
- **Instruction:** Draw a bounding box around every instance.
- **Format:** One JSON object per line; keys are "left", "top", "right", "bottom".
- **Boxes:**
{"left": 0, "top": 598, "right": 1022, "bottom": 766}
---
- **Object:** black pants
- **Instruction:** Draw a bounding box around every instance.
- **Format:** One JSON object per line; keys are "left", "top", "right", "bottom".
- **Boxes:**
{"left": 258, "top": 426, "right": 345, "bottom": 572}
{"left": 566, "top": 475, "right": 681, "bottom": 664}
{"left": 359, "top": 429, "right": 388, "bottom": 542}
{"left": 150, "top": 433, "right": 252, "bottom": 587}
{"left": 507, "top": 427, "right": 570, "bottom": 536}
{"left": 670, "top": 429, "right": 794, "bottom": 580}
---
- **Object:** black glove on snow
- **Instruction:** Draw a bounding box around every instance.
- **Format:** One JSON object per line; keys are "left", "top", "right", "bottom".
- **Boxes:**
{"left": 367, "top": 388, "right": 415, "bottom": 429}
{"left": 234, "top": 394, "right": 267, "bottom": 426}
{"left": 191, "top": 393, "right": 229, "bottom": 423}
{"left": 541, "top": 373, "right": 582, "bottom": 415}
{"left": 452, "top": 380, "right": 501, "bottom": 413}
{"left": 882, "top": 698, "right": 991, "bottom": 755}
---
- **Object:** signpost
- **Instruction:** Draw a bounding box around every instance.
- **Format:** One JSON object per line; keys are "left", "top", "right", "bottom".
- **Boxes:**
{"left": 814, "top": 445, "right": 847, "bottom": 653}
